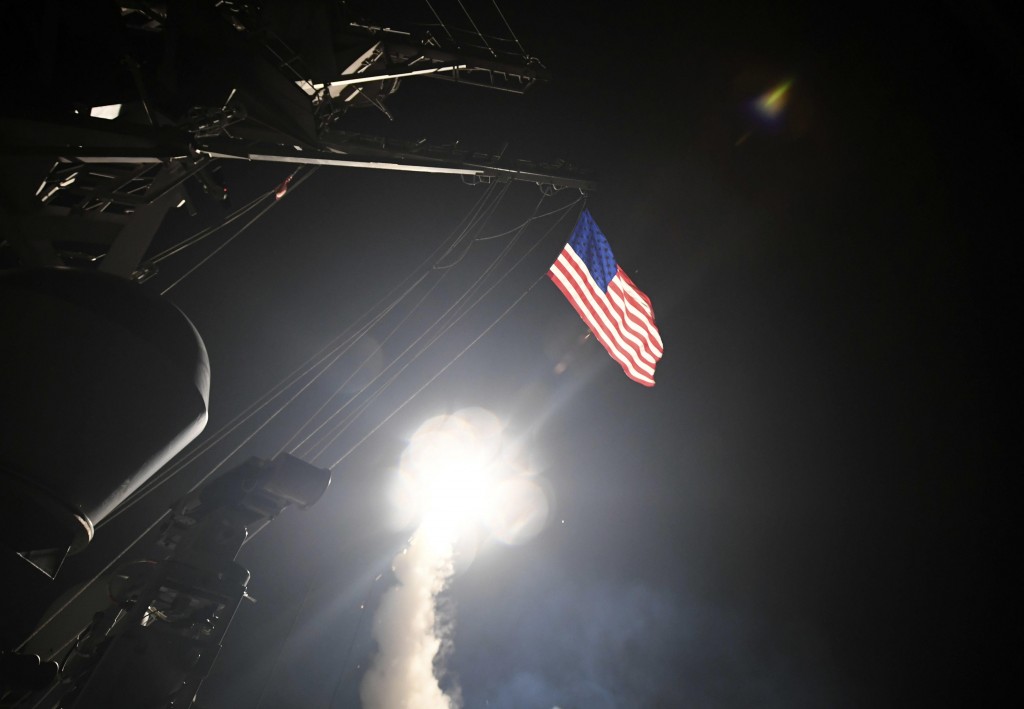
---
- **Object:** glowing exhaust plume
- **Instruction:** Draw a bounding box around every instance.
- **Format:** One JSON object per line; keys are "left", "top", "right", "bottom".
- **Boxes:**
{"left": 362, "top": 408, "right": 549, "bottom": 709}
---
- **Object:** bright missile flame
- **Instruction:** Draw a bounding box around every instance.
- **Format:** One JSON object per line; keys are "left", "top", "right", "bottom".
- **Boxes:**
{"left": 390, "top": 409, "right": 550, "bottom": 547}
{"left": 365, "top": 412, "right": 496, "bottom": 709}
{"left": 365, "top": 409, "right": 551, "bottom": 709}
{"left": 408, "top": 420, "right": 495, "bottom": 525}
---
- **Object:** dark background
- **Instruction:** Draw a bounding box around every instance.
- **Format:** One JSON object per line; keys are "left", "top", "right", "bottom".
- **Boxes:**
{"left": 7, "top": 1, "right": 1018, "bottom": 707}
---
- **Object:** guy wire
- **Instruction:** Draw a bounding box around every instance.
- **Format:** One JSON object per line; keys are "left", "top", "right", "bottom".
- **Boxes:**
{"left": 298, "top": 188, "right": 550, "bottom": 459}
{"left": 311, "top": 194, "right": 580, "bottom": 467}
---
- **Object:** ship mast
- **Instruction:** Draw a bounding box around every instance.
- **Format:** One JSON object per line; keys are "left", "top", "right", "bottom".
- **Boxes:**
{"left": 0, "top": 0, "right": 594, "bottom": 278}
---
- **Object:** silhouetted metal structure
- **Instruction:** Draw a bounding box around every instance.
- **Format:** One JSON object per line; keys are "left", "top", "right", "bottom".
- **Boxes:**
{"left": 1, "top": 2, "right": 591, "bottom": 705}
{"left": 1, "top": 0, "right": 592, "bottom": 279}
{"left": 51, "top": 454, "right": 330, "bottom": 708}
{"left": 0, "top": 268, "right": 210, "bottom": 578}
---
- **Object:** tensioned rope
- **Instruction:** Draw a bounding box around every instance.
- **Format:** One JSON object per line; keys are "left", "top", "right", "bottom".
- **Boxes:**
{"left": 19, "top": 182, "right": 502, "bottom": 644}
{"left": 419, "top": 1, "right": 527, "bottom": 60}
{"left": 316, "top": 195, "right": 582, "bottom": 469}
{"left": 277, "top": 269, "right": 451, "bottom": 458}
{"left": 326, "top": 199, "right": 581, "bottom": 471}
{"left": 98, "top": 276, "right": 420, "bottom": 529}
{"left": 188, "top": 178, "right": 509, "bottom": 475}
{"left": 160, "top": 166, "right": 318, "bottom": 295}
{"left": 173, "top": 176, "right": 514, "bottom": 488}
{"left": 279, "top": 180, "right": 517, "bottom": 458}
{"left": 257, "top": 199, "right": 583, "bottom": 709}
{"left": 301, "top": 194, "right": 583, "bottom": 463}
{"left": 101, "top": 181, "right": 505, "bottom": 528}
{"left": 474, "top": 199, "right": 578, "bottom": 241}
{"left": 148, "top": 193, "right": 269, "bottom": 265}
{"left": 296, "top": 189, "right": 552, "bottom": 461}
{"left": 433, "top": 180, "right": 512, "bottom": 269}
{"left": 275, "top": 183, "right": 512, "bottom": 455}
{"left": 491, "top": 0, "right": 528, "bottom": 58}
{"left": 20, "top": 184, "right": 581, "bottom": 664}
{"left": 17, "top": 513, "right": 170, "bottom": 652}
{"left": 248, "top": 188, "right": 524, "bottom": 709}
{"left": 422, "top": 0, "right": 456, "bottom": 42}
{"left": 280, "top": 184, "right": 536, "bottom": 459}
{"left": 165, "top": 278, "right": 434, "bottom": 502}
{"left": 299, "top": 198, "right": 581, "bottom": 463}
{"left": 19, "top": 182, "right": 516, "bottom": 651}
{"left": 455, "top": 0, "right": 496, "bottom": 56}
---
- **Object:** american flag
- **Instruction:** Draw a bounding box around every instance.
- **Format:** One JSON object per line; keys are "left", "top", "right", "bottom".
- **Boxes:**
{"left": 547, "top": 209, "right": 663, "bottom": 386}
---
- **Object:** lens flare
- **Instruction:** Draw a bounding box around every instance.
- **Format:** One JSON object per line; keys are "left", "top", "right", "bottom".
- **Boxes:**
{"left": 485, "top": 476, "right": 549, "bottom": 545}
{"left": 754, "top": 78, "right": 793, "bottom": 120}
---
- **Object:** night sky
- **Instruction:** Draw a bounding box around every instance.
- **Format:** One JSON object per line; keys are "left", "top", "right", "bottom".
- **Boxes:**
{"left": 8, "top": 2, "right": 1016, "bottom": 707}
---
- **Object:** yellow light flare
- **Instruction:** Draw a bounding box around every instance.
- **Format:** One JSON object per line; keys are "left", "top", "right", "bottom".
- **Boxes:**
{"left": 755, "top": 79, "right": 793, "bottom": 119}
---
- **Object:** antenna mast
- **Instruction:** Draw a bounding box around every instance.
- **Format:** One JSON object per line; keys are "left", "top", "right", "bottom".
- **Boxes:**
{"left": 0, "top": 0, "right": 593, "bottom": 277}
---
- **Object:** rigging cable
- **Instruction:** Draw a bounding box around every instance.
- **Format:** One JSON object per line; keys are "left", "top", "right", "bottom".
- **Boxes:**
{"left": 16, "top": 511, "right": 171, "bottom": 653}
{"left": 19, "top": 191, "right": 502, "bottom": 656}
{"left": 472, "top": 198, "right": 581, "bottom": 241}
{"left": 17, "top": 188, "right": 574, "bottom": 667}
{"left": 432, "top": 180, "right": 508, "bottom": 267}
{"left": 328, "top": 274, "right": 552, "bottom": 472}
{"left": 160, "top": 166, "right": 318, "bottom": 295}
{"left": 323, "top": 197, "right": 583, "bottom": 472}
{"left": 455, "top": 0, "right": 496, "bottom": 56}
{"left": 491, "top": 0, "right": 528, "bottom": 58}
{"left": 285, "top": 180, "right": 516, "bottom": 458}
{"left": 99, "top": 270, "right": 431, "bottom": 531}
{"left": 312, "top": 195, "right": 582, "bottom": 468}
{"left": 277, "top": 268, "right": 451, "bottom": 458}
{"left": 432, "top": 179, "right": 511, "bottom": 268}
{"left": 99, "top": 181, "right": 503, "bottom": 528}
{"left": 260, "top": 200, "right": 583, "bottom": 709}
{"left": 144, "top": 190, "right": 272, "bottom": 266}
{"left": 19, "top": 290, "right": 399, "bottom": 656}
{"left": 301, "top": 192, "right": 577, "bottom": 461}
{"left": 15, "top": 173, "right": 319, "bottom": 654}
{"left": 422, "top": 0, "right": 456, "bottom": 42}
{"left": 431, "top": 187, "right": 563, "bottom": 326}
{"left": 297, "top": 188, "right": 549, "bottom": 460}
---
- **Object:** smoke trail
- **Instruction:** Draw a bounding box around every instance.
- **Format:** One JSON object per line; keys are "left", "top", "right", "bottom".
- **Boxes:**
{"left": 361, "top": 515, "right": 461, "bottom": 709}
{"left": 360, "top": 408, "right": 547, "bottom": 708}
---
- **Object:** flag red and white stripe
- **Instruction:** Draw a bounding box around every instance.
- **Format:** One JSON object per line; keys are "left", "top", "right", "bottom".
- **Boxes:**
{"left": 548, "top": 210, "right": 663, "bottom": 386}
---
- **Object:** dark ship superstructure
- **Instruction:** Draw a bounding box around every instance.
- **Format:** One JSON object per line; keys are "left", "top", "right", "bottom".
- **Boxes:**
{"left": 0, "top": 2, "right": 592, "bottom": 706}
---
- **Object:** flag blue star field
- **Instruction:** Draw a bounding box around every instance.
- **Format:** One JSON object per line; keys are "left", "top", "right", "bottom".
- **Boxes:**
{"left": 548, "top": 209, "right": 664, "bottom": 386}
